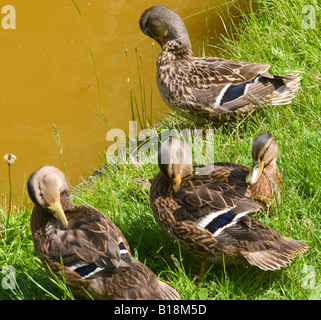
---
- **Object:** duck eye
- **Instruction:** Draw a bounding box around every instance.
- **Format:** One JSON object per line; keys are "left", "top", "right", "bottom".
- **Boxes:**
{"left": 39, "top": 191, "right": 44, "bottom": 198}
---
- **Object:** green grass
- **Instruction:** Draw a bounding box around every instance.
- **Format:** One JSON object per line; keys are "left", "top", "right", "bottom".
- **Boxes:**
{"left": 0, "top": 0, "right": 320, "bottom": 300}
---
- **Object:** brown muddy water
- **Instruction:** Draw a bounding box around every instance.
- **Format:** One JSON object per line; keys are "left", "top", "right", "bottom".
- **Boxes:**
{"left": 0, "top": 0, "right": 237, "bottom": 204}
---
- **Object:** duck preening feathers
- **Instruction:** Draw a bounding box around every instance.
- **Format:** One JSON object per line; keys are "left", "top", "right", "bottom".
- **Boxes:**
{"left": 140, "top": 6, "right": 300, "bottom": 124}
{"left": 150, "top": 138, "right": 308, "bottom": 270}
{"left": 28, "top": 166, "right": 180, "bottom": 300}
{"left": 197, "top": 132, "right": 282, "bottom": 212}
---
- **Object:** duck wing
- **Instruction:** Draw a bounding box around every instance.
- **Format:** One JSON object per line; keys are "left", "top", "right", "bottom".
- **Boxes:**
{"left": 32, "top": 205, "right": 180, "bottom": 300}
{"left": 174, "top": 175, "right": 261, "bottom": 236}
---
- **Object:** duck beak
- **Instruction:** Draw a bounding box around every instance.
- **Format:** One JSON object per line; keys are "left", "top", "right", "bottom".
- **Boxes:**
{"left": 48, "top": 200, "right": 68, "bottom": 229}
{"left": 246, "top": 161, "right": 264, "bottom": 185}
{"left": 173, "top": 173, "right": 182, "bottom": 193}
{"left": 155, "top": 34, "right": 165, "bottom": 46}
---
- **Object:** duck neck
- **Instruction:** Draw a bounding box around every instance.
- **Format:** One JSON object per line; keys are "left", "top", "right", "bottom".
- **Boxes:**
{"left": 166, "top": 24, "right": 191, "bottom": 47}
{"left": 150, "top": 171, "right": 177, "bottom": 226}
{"left": 30, "top": 190, "right": 74, "bottom": 235}
{"left": 161, "top": 18, "right": 192, "bottom": 60}
{"left": 60, "top": 189, "right": 74, "bottom": 211}
{"left": 264, "top": 157, "right": 275, "bottom": 171}
{"left": 151, "top": 171, "right": 173, "bottom": 197}
{"left": 264, "top": 159, "right": 280, "bottom": 180}
{"left": 30, "top": 205, "right": 53, "bottom": 235}
{"left": 160, "top": 42, "right": 192, "bottom": 63}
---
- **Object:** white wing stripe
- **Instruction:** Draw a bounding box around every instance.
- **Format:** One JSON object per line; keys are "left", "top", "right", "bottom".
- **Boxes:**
{"left": 118, "top": 236, "right": 129, "bottom": 254}
{"left": 83, "top": 267, "right": 105, "bottom": 279}
{"left": 197, "top": 207, "right": 231, "bottom": 229}
{"left": 213, "top": 211, "right": 249, "bottom": 237}
{"left": 213, "top": 84, "right": 230, "bottom": 108}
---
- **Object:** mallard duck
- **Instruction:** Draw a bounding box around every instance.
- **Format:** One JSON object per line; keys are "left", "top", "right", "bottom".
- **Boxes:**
{"left": 197, "top": 132, "right": 282, "bottom": 211}
{"left": 140, "top": 6, "right": 300, "bottom": 124}
{"left": 28, "top": 166, "right": 180, "bottom": 300}
{"left": 150, "top": 138, "right": 307, "bottom": 270}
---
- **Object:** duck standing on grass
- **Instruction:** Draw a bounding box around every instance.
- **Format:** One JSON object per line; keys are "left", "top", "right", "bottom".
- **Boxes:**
{"left": 140, "top": 6, "right": 300, "bottom": 124}
{"left": 197, "top": 132, "right": 282, "bottom": 212}
{"left": 28, "top": 166, "right": 180, "bottom": 300}
{"left": 150, "top": 138, "right": 308, "bottom": 273}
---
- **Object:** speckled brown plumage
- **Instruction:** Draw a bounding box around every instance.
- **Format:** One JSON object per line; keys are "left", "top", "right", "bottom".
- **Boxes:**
{"left": 28, "top": 166, "right": 180, "bottom": 300}
{"left": 197, "top": 132, "right": 282, "bottom": 212}
{"left": 140, "top": 6, "right": 300, "bottom": 124}
{"left": 150, "top": 138, "right": 308, "bottom": 270}
{"left": 209, "top": 162, "right": 282, "bottom": 211}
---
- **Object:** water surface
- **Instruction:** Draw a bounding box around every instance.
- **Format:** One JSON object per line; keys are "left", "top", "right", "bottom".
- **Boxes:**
{"left": 0, "top": 0, "right": 233, "bottom": 203}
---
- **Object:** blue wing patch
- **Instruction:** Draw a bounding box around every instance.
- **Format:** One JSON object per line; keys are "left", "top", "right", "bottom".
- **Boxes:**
{"left": 221, "top": 79, "right": 255, "bottom": 104}
{"left": 74, "top": 263, "right": 97, "bottom": 277}
{"left": 205, "top": 211, "right": 234, "bottom": 233}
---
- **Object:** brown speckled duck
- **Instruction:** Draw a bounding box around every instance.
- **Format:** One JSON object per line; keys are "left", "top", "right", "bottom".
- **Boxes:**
{"left": 140, "top": 6, "right": 300, "bottom": 124}
{"left": 150, "top": 138, "right": 308, "bottom": 270}
{"left": 28, "top": 166, "right": 180, "bottom": 300}
{"left": 197, "top": 132, "right": 282, "bottom": 212}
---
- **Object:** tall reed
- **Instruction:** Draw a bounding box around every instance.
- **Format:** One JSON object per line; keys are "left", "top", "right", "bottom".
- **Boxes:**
{"left": 3, "top": 153, "right": 16, "bottom": 225}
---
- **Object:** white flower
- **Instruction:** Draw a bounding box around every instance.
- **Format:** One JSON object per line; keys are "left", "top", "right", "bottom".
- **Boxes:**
{"left": 3, "top": 154, "right": 16, "bottom": 166}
